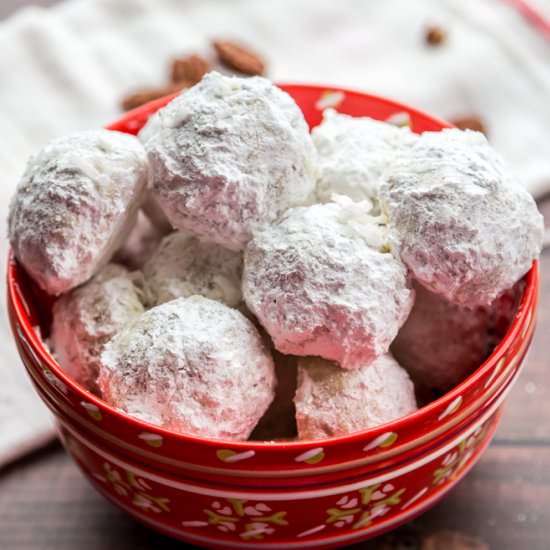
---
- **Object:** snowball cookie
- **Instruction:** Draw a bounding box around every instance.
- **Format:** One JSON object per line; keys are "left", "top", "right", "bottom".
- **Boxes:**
{"left": 8, "top": 130, "right": 149, "bottom": 295}
{"left": 380, "top": 129, "right": 543, "bottom": 307}
{"left": 113, "top": 210, "right": 165, "bottom": 270}
{"left": 142, "top": 231, "right": 243, "bottom": 307}
{"left": 242, "top": 199, "right": 415, "bottom": 369}
{"left": 294, "top": 355, "right": 418, "bottom": 440}
{"left": 391, "top": 282, "right": 494, "bottom": 394}
{"left": 51, "top": 264, "right": 145, "bottom": 393}
{"left": 145, "top": 71, "right": 318, "bottom": 250}
{"left": 312, "top": 109, "right": 417, "bottom": 205}
{"left": 392, "top": 281, "right": 524, "bottom": 394}
{"left": 98, "top": 296, "right": 276, "bottom": 439}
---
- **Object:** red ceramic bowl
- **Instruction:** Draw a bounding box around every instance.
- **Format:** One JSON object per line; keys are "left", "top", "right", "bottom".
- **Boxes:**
{"left": 7, "top": 84, "right": 539, "bottom": 549}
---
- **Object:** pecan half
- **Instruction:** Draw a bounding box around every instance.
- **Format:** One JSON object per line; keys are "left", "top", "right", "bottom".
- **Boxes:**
{"left": 450, "top": 115, "right": 487, "bottom": 135}
{"left": 120, "top": 83, "right": 187, "bottom": 111}
{"left": 212, "top": 40, "right": 265, "bottom": 75}
{"left": 171, "top": 53, "right": 210, "bottom": 85}
{"left": 425, "top": 25, "right": 446, "bottom": 46}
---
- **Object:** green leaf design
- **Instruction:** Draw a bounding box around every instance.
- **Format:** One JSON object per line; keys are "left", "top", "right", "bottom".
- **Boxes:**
{"left": 216, "top": 449, "right": 236, "bottom": 462}
{"left": 81, "top": 401, "right": 102, "bottom": 422}
{"left": 139, "top": 433, "right": 163, "bottom": 448}
{"left": 379, "top": 432, "right": 398, "bottom": 448}
{"left": 304, "top": 449, "right": 325, "bottom": 464}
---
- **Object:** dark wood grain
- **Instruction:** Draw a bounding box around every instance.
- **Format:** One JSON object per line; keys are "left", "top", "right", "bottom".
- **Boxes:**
{"left": 1, "top": 198, "right": 549, "bottom": 549}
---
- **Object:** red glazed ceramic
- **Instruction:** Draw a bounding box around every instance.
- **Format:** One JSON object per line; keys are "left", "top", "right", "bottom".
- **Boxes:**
{"left": 7, "top": 84, "right": 539, "bottom": 549}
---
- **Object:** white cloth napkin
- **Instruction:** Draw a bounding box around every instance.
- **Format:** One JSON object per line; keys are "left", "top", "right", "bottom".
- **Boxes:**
{"left": 1, "top": 0, "right": 549, "bottom": 468}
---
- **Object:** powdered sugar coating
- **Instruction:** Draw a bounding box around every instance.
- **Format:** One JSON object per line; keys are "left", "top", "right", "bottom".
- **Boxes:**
{"left": 98, "top": 296, "right": 276, "bottom": 439}
{"left": 145, "top": 72, "right": 318, "bottom": 250}
{"left": 8, "top": 130, "right": 149, "bottom": 295}
{"left": 294, "top": 355, "right": 418, "bottom": 440}
{"left": 113, "top": 210, "right": 165, "bottom": 270}
{"left": 51, "top": 264, "right": 145, "bottom": 393}
{"left": 381, "top": 129, "right": 543, "bottom": 306}
{"left": 242, "top": 201, "right": 415, "bottom": 369}
{"left": 312, "top": 109, "right": 417, "bottom": 205}
{"left": 142, "top": 231, "right": 243, "bottom": 307}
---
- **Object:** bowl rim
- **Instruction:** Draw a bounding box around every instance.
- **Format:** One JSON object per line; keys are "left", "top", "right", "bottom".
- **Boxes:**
{"left": 6, "top": 82, "right": 540, "bottom": 452}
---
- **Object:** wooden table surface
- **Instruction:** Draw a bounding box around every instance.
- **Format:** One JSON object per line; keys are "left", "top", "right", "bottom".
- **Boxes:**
{"left": 1, "top": 199, "right": 549, "bottom": 549}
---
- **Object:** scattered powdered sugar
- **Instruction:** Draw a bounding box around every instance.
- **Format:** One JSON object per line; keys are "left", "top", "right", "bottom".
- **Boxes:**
{"left": 144, "top": 72, "right": 318, "bottom": 250}
{"left": 294, "top": 354, "right": 418, "bottom": 440}
{"left": 142, "top": 231, "right": 243, "bottom": 307}
{"left": 312, "top": 109, "right": 417, "bottom": 208}
{"left": 98, "top": 296, "right": 276, "bottom": 440}
{"left": 242, "top": 201, "right": 415, "bottom": 370}
{"left": 8, "top": 129, "right": 149, "bottom": 295}
{"left": 381, "top": 128, "right": 544, "bottom": 306}
{"left": 327, "top": 194, "right": 390, "bottom": 250}
{"left": 50, "top": 263, "right": 146, "bottom": 393}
